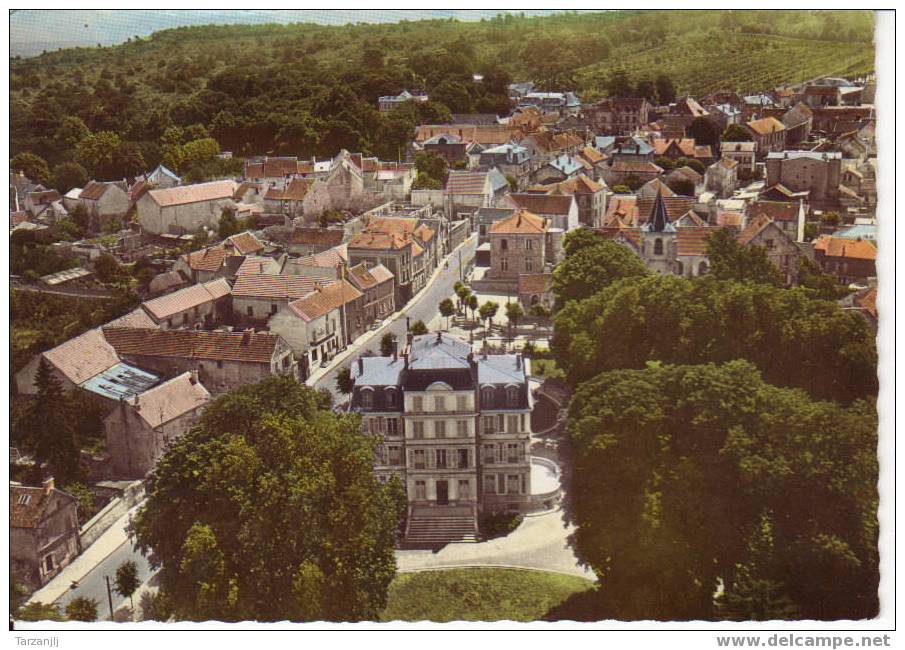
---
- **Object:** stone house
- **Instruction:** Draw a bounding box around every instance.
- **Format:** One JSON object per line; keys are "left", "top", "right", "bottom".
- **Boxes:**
{"left": 139, "top": 277, "right": 232, "bottom": 330}
{"left": 585, "top": 97, "right": 651, "bottom": 135}
{"left": 803, "top": 85, "right": 842, "bottom": 108}
{"left": 812, "top": 236, "right": 877, "bottom": 285}
{"left": 705, "top": 158, "right": 739, "bottom": 198}
{"left": 348, "top": 263, "right": 396, "bottom": 328}
{"left": 526, "top": 174, "right": 606, "bottom": 228}
{"left": 347, "top": 231, "right": 417, "bottom": 308}
{"left": 782, "top": 102, "right": 814, "bottom": 145}
{"left": 765, "top": 151, "right": 842, "bottom": 206}
{"left": 137, "top": 180, "right": 237, "bottom": 235}
{"left": 487, "top": 210, "right": 552, "bottom": 285}
{"left": 517, "top": 273, "right": 554, "bottom": 313}
{"left": 263, "top": 177, "right": 313, "bottom": 216}
{"left": 531, "top": 154, "right": 591, "bottom": 186}
{"left": 103, "top": 327, "right": 297, "bottom": 395}
{"left": 596, "top": 136, "right": 656, "bottom": 165}
{"left": 737, "top": 214, "right": 805, "bottom": 285}
{"left": 77, "top": 181, "right": 131, "bottom": 223}
{"left": 268, "top": 279, "right": 363, "bottom": 373}
{"left": 142, "top": 164, "right": 181, "bottom": 188}
{"left": 652, "top": 138, "right": 713, "bottom": 164}
{"left": 745, "top": 117, "right": 787, "bottom": 158}
{"left": 720, "top": 142, "right": 757, "bottom": 175}
{"left": 11, "top": 479, "right": 81, "bottom": 590}
{"left": 24, "top": 189, "right": 61, "bottom": 219}
{"left": 104, "top": 371, "right": 210, "bottom": 479}
{"left": 230, "top": 273, "right": 321, "bottom": 327}
{"left": 444, "top": 169, "right": 511, "bottom": 221}
{"left": 604, "top": 161, "right": 664, "bottom": 188}
{"left": 422, "top": 133, "right": 470, "bottom": 166}
{"left": 479, "top": 143, "right": 532, "bottom": 189}
{"left": 349, "top": 333, "right": 533, "bottom": 544}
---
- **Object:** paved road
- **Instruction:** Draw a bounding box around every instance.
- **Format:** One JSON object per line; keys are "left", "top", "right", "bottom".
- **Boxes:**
{"left": 314, "top": 235, "right": 477, "bottom": 403}
{"left": 54, "top": 538, "right": 153, "bottom": 619}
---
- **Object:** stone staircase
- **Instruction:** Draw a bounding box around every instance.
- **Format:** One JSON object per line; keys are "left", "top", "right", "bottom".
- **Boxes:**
{"left": 404, "top": 506, "right": 478, "bottom": 545}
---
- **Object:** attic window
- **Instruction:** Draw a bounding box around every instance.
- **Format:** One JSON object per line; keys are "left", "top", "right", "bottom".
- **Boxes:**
{"left": 16, "top": 494, "right": 31, "bottom": 505}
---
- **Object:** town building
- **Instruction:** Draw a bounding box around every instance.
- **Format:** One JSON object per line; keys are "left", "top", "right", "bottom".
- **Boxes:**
{"left": 506, "top": 193, "right": 579, "bottom": 232}
{"left": 486, "top": 209, "right": 559, "bottom": 289}
{"left": 720, "top": 141, "right": 758, "bottom": 175}
{"left": 104, "top": 372, "right": 210, "bottom": 478}
{"left": 812, "top": 236, "right": 877, "bottom": 285}
{"left": 585, "top": 97, "right": 651, "bottom": 135}
{"left": 11, "top": 479, "right": 81, "bottom": 590}
{"left": 349, "top": 332, "right": 533, "bottom": 543}
{"left": 478, "top": 143, "right": 532, "bottom": 189}
{"left": 765, "top": 151, "right": 842, "bottom": 206}
{"left": 103, "top": 327, "right": 298, "bottom": 395}
{"left": 140, "top": 277, "right": 232, "bottom": 330}
{"left": 378, "top": 89, "right": 429, "bottom": 113}
{"left": 77, "top": 181, "right": 131, "bottom": 223}
{"left": 231, "top": 273, "right": 321, "bottom": 326}
{"left": 745, "top": 117, "right": 787, "bottom": 158}
{"left": 737, "top": 214, "right": 806, "bottom": 285}
{"left": 705, "top": 158, "right": 739, "bottom": 198}
{"left": 444, "top": 168, "right": 511, "bottom": 221}
{"left": 136, "top": 180, "right": 237, "bottom": 235}
{"left": 525, "top": 175, "right": 606, "bottom": 228}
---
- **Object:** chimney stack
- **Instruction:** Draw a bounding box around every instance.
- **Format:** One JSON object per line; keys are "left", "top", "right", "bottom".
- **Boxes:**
{"left": 189, "top": 370, "right": 198, "bottom": 385}
{"left": 358, "top": 356, "right": 364, "bottom": 376}
{"left": 516, "top": 353, "right": 522, "bottom": 370}
{"left": 42, "top": 477, "right": 55, "bottom": 495}
{"left": 392, "top": 338, "right": 398, "bottom": 362}
{"left": 242, "top": 329, "right": 253, "bottom": 345}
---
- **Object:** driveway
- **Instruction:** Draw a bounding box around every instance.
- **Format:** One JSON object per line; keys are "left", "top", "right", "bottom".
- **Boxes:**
{"left": 395, "top": 508, "right": 595, "bottom": 580}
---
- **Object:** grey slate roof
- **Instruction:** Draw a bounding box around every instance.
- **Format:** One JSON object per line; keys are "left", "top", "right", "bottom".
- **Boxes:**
{"left": 352, "top": 356, "right": 403, "bottom": 387}
{"left": 477, "top": 354, "right": 526, "bottom": 385}
{"left": 409, "top": 333, "right": 471, "bottom": 370}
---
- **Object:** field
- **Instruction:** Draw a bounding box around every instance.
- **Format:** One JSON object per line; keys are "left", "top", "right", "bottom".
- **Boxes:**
{"left": 381, "top": 568, "right": 594, "bottom": 622}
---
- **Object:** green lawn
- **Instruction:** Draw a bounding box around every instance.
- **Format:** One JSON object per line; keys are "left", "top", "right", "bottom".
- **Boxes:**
{"left": 381, "top": 568, "right": 594, "bottom": 622}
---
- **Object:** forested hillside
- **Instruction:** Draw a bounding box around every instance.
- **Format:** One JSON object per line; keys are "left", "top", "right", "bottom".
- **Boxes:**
{"left": 10, "top": 10, "right": 874, "bottom": 186}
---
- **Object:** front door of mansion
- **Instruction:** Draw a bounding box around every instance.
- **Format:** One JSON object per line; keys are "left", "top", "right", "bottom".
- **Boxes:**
{"left": 436, "top": 480, "right": 449, "bottom": 506}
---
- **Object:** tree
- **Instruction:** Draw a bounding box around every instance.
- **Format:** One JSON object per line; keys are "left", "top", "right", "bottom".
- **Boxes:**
{"left": 666, "top": 178, "right": 695, "bottom": 197}
{"left": 689, "top": 116, "right": 722, "bottom": 147}
{"left": 131, "top": 376, "right": 406, "bottom": 621}
{"left": 115, "top": 560, "right": 141, "bottom": 610}
{"left": 17, "top": 602, "right": 65, "bottom": 622}
{"left": 654, "top": 156, "right": 675, "bottom": 171}
{"left": 23, "top": 358, "right": 81, "bottom": 482}
{"left": 655, "top": 74, "right": 676, "bottom": 104}
{"left": 218, "top": 209, "right": 240, "bottom": 240}
{"left": 409, "top": 320, "right": 428, "bottom": 335}
{"left": 551, "top": 239, "right": 649, "bottom": 306}
{"left": 93, "top": 252, "right": 122, "bottom": 284}
{"left": 11, "top": 152, "right": 50, "bottom": 185}
{"left": 413, "top": 150, "right": 448, "bottom": 187}
{"left": 66, "top": 597, "right": 99, "bottom": 622}
{"left": 562, "top": 228, "right": 603, "bottom": 257}
{"left": 75, "top": 131, "right": 122, "bottom": 178}
{"left": 635, "top": 78, "right": 657, "bottom": 103}
{"left": 336, "top": 366, "right": 354, "bottom": 395}
{"left": 798, "top": 256, "right": 848, "bottom": 301}
{"left": 566, "top": 361, "right": 878, "bottom": 620}
{"left": 623, "top": 174, "right": 644, "bottom": 191}
{"left": 55, "top": 116, "right": 91, "bottom": 147}
{"left": 70, "top": 204, "right": 91, "bottom": 235}
{"left": 52, "top": 162, "right": 89, "bottom": 193}
{"left": 455, "top": 283, "right": 471, "bottom": 313}
{"left": 606, "top": 71, "right": 633, "bottom": 97}
{"left": 63, "top": 482, "right": 99, "bottom": 523}
{"left": 505, "top": 301, "right": 524, "bottom": 342}
{"left": 705, "top": 228, "right": 782, "bottom": 286}
{"left": 478, "top": 301, "right": 499, "bottom": 334}
{"left": 674, "top": 157, "right": 706, "bottom": 175}
{"left": 466, "top": 294, "right": 479, "bottom": 323}
{"left": 439, "top": 298, "right": 455, "bottom": 330}
{"left": 612, "top": 184, "right": 631, "bottom": 194}
{"left": 528, "top": 302, "right": 551, "bottom": 319}
{"left": 722, "top": 124, "right": 753, "bottom": 142}
{"left": 379, "top": 332, "right": 396, "bottom": 357}
{"left": 819, "top": 211, "right": 843, "bottom": 227}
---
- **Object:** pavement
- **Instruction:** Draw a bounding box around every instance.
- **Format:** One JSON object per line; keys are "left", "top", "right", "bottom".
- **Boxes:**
{"left": 395, "top": 507, "right": 595, "bottom": 581}
{"left": 312, "top": 234, "right": 477, "bottom": 402}
{"left": 28, "top": 502, "right": 151, "bottom": 615}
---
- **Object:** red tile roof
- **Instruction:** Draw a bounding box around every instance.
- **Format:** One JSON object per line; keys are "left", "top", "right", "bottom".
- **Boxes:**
{"left": 611, "top": 161, "right": 663, "bottom": 174}
{"left": 518, "top": 273, "right": 552, "bottom": 294}
{"left": 748, "top": 200, "right": 800, "bottom": 223}
{"left": 104, "top": 327, "right": 283, "bottom": 364}
{"left": 287, "top": 279, "right": 362, "bottom": 321}
{"left": 490, "top": 209, "right": 548, "bottom": 234}
{"left": 854, "top": 287, "right": 877, "bottom": 319}
{"left": 129, "top": 372, "right": 210, "bottom": 428}
{"left": 746, "top": 117, "right": 786, "bottom": 136}
{"left": 183, "top": 245, "right": 229, "bottom": 272}
{"left": 737, "top": 213, "right": 774, "bottom": 245}
{"left": 232, "top": 273, "right": 320, "bottom": 300}
{"left": 11, "top": 484, "right": 75, "bottom": 528}
{"left": 813, "top": 236, "right": 877, "bottom": 261}
{"left": 227, "top": 231, "right": 264, "bottom": 255}
{"left": 264, "top": 177, "right": 313, "bottom": 201}
{"left": 510, "top": 193, "right": 574, "bottom": 215}
{"left": 637, "top": 196, "right": 695, "bottom": 224}
{"left": 348, "top": 231, "right": 411, "bottom": 251}
{"left": 147, "top": 181, "right": 236, "bottom": 207}
{"left": 677, "top": 227, "right": 720, "bottom": 256}
{"left": 347, "top": 263, "right": 379, "bottom": 290}
{"left": 142, "top": 278, "right": 231, "bottom": 320}
{"left": 43, "top": 328, "right": 120, "bottom": 386}
{"left": 79, "top": 181, "right": 110, "bottom": 201}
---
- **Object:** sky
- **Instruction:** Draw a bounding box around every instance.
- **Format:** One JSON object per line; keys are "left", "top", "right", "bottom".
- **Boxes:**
{"left": 9, "top": 9, "right": 573, "bottom": 58}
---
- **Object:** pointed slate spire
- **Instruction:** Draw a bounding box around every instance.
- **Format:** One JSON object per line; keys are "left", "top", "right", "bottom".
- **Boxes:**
{"left": 648, "top": 188, "right": 670, "bottom": 232}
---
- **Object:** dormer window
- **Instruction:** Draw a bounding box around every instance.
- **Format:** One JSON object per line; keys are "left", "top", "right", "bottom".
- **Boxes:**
{"left": 482, "top": 386, "right": 494, "bottom": 408}
{"left": 385, "top": 387, "right": 397, "bottom": 407}
{"left": 361, "top": 388, "right": 374, "bottom": 409}
{"left": 507, "top": 386, "right": 519, "bottom": 406}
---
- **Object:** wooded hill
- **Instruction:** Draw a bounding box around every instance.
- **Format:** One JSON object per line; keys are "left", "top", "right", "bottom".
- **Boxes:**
{"left": 10, "top": 10, "right": 874, "bottom": 180}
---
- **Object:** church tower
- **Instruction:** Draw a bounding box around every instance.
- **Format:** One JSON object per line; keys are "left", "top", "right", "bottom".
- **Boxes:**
{"left": 640, "top": 190, "right": 677, "bottom": 275}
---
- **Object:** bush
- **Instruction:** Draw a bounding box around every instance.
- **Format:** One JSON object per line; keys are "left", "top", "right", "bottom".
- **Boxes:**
{"left": 479, "top": 512, "right": 524, "bottom": 540}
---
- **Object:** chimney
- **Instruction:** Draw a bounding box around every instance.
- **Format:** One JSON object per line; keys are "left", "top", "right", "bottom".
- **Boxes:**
{"left": 436, "top": 331, "right": 442, "bottom": 344}
{"left": 482, "top": 339, "right": 488, "bottom": 359}
{"left": 516, "top": 353, "right": 522, "bottom": 370}
{"left": 42, "top": 477, "right": 55, "bottom": 495}
{"left": 357, "top": 356, "right": 364, "bottom": 375}
{"left": 406, "top": 332, "right": 413, "bottom": 349}
{"left": 189, "top": 370, "right": 198, "bottom": 385}
{"left": 392, "top": 338, "right": 398, "bottom": 362}
{"left": 242, "top": 328, "right": 253, "bottom": 345}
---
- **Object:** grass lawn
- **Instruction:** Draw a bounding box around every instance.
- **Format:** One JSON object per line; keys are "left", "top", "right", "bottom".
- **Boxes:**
{"left": 381, "top": 568, "right": 594, "bottom": 622}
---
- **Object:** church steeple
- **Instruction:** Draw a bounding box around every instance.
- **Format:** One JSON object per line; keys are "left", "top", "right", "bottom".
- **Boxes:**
{"left": 647, "top": 189, "right": 671, "bottom": 232}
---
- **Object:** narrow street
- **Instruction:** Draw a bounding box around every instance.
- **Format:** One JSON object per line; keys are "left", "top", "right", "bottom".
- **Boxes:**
{"left": 314, "top": 234, "right": 477, "bottom": 402}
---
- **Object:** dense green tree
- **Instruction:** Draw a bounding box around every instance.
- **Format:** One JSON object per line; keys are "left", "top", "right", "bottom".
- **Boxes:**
{"left": 11, "top": 152, "right": 51, "bottom": 185}
{"left": 439, "top": 298, "right": 455, "bottom": 330}
{"left": 218, "top": 209, "right": 241, "bottom": 240}
{"left": 505, "top": 302, "right": 524, "bottom": 342}
{"left": 115, "top": 560, "right": 141, "bottom": 610}
{"left": 606, "top": 71, "right": 633, "bottom": 97}
{"left": 706, "top": 228, "right": 782, "bottom": 286}
{"left": 55, "top": 116, "right": 91, "bottom": 148}
{"left": 478, "top": 301, "right": 499, "bottom": 333}
{"left": 409, "top": 320, "right": 428, "bottom": 335}
{"left": 63, "top": 482, "right": 99, "bottom": 523}
{"left": 379, "top": 332, "right": 396, "bottom": 357}
{"left": 66, "top": 597, "right": 99, "bottom": 622}
{"left": 413, "top": 150, "right": 448, "bottom": 187}
{"left": 634, "top": 78, "right": 657, "bottom": 103}
{"left": 17, "top": 602, "right": 65, "bottom": 622}
{"left": 666, "top": 178, "right": 695, "bottom": 197}
{"left": 673, "top": 157, "right": 706, "bottom": 175}
{"left": 561, "top": 228, "right": 603, "bottom": 257}
{"left": 722, "top": 124, "right": 753, "bottom": 142}
{"left": 689, "top": 115, "right": 723, "bottom": 147}
{"left": 23, "top": 358, "right": 82, "bottom": 483}
{"left": 93, "top": 252, "right": 123, "bottom": 284}
{"left": 75, "top": 131, "right": 122, "bottom": 178}
{"left": 567, "top": 361, "right": 878, "bottom": 620}
{"left": 655, "top": 74, "right": 677, "bottom": 104}
{"left": 466, "top": 294, "right": 479, "bottom": 322}
{"left": 336, "top": 366, "right": 354, "bottom": 395}
{"left": 654, "top": 156, "right": 675, "bottom": 171}
{"left": 52, "top": 161, "right": 89, "bottom": 193}
{"left": 551, "top": 239, "right": 648, "bottom": 307}
{"left": 797, "top": 256, "right": 848, "bottom": 301}
{"left": 131, "top": 376, "right": 406, "bottom": 622}
{"left": 552, "top": 274, "right": 877, "bottom": 403}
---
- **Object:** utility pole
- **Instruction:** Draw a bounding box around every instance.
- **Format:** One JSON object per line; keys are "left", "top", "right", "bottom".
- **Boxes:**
{"left": 105, "top": 575, "right": 115, "bottom": 621}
